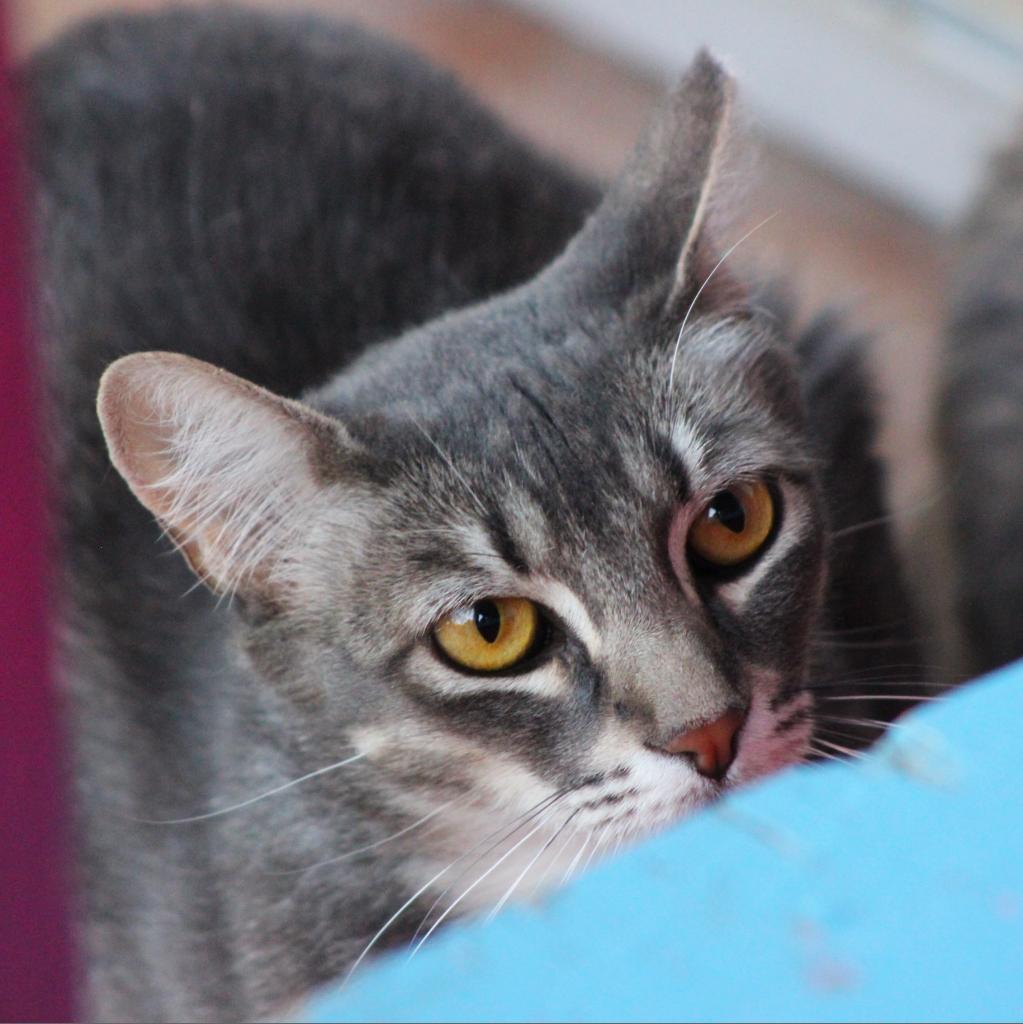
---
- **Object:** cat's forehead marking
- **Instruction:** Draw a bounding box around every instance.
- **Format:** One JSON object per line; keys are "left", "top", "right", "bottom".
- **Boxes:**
{"left": 500, "top": 486, "right": 556, "bottom": 566}
{"left": 670, "top": 417, "right": 709, "bottom": 477}
{"left": 528, "top": 577, "right": 602, "bottom": 659}
{"left": 452, "top": 521, "right": 508, "bottom": 573}
{"left": 441, "top": 507, "right": 601, "bottom": 659}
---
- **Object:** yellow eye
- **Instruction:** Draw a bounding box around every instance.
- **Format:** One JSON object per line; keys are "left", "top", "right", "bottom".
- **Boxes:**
{"left": 688, "top": 480, "right": 775, "bottom": 568}
{"left": 434, "top": 597, "right": 540, "bottom": 673}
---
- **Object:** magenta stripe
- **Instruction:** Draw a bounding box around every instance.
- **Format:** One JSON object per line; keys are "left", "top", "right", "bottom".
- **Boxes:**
{"left": 0, "top": 14, "right": 77, "bottom": 1022}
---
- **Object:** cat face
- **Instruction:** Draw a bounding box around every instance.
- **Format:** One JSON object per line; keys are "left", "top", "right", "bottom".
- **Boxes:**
{"left": 308, "top": 312, "right": 820, "bottom": 871}
{"left": 312, "top": 326, "right": 819, "bottom": 885}
{"left": 96, "top": 54, "right": 824, "bottom": 908}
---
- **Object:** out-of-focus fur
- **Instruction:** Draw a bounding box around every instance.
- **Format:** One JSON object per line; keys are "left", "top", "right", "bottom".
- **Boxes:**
{"left": 940, "top": 128, "right": 1023, "bottom": 675}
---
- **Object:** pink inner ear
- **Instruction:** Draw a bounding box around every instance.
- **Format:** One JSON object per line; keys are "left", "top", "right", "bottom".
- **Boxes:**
{"left": 97, "top": 352, "right": 348, "bottom": 597}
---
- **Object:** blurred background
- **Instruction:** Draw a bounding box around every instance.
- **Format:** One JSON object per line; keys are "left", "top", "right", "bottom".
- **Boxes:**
{"left": 11, "top": 0, "right": 1023, "bottom": 636}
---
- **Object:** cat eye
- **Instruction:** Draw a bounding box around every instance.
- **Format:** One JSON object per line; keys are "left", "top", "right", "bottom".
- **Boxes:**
{"left": 433, "top": 597, "right": 542, "bottom": 673}
{"left": 687, "top": 480, "right": 776, "bottom": 569}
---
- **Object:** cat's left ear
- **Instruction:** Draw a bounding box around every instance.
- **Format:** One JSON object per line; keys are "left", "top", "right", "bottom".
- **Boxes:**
{"left": 553, "top": 49, "right": 734, "bottom": 309}
{"left": 97, "top": 352, "right": 363, "bottom": 598}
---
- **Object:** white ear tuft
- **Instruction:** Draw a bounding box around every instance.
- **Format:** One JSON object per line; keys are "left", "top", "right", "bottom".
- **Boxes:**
{"left": 662, "top": 51, "right": 734, "bottom": 303}
{"left": 97, "top": 352, "right": 350, "bottom": 596}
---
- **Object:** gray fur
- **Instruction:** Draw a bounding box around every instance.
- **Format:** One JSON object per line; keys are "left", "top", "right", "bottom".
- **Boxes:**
{"left": 940, "top": 126, "right": 1023, "bottom": 675}
{"left": 30, "top": 8, "right": 921, "bottom": 1020}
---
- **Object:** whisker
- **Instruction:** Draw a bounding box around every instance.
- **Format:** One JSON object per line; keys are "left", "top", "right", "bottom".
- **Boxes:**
{"left": 578, "top": 821, "right": 612, "bottom": 877}
{"left": 667, "top": 212, "right": 778, "bottom": 393}
{"left": 809, "top": 678, "right": 947, "bottom": 688}
{"left": 808, "top": 663, "right": 946, "bottom": 680}
{"left": 805, "top": 747, "right": 847, "bottom": 765}
{"left": 606, "top": 827, "right": 626, "bottom": 864}
{"left": 828, "top": 485, "right": 946, "bottom": 541}
{"left": 560, "top": 828, "right": 594, "bottom": 886}
{"left": 816, "top": 714, "right": 904, "bottom": 731}
{"left": 268, "top": 799, "right": 457, "bottom": 876}
{"left": 527, "top": 811, "right": 587, "bottom": 900}
{"left": 485, "top": 808, "right": 581, "bottom": 923}
{"left": 819, "top": 693, "right": 944, "bottom": 703}
{"left": 409, "top": 801, "right": 568, "bottom": 959}
{"left": 810, "top": 637, "right": 922, "bottom": 651}
{"left": 341, "top": 789, "right": 566, "bottom": 988}
{"left": 814, "top": 737, "right": 867, "bottom": 760}
{"left": 127, "top": 751, "right": 367, "bottom": 825}
{"left": 814, "top": 723, "right": 885, "bottom": 747}
{"left": 407, "top": 787, "right": 573, "bottom": 948}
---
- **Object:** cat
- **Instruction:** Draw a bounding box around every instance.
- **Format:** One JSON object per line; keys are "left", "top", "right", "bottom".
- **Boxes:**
{"left": 940, "top": 123, "right": 1023, "bottom": 678}
{"left": 28, "top": 7, "right": 925, "bottom": 1020}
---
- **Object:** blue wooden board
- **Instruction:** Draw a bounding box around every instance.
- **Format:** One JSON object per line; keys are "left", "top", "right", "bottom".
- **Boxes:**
{"left": 299, "top": 663, "right": 1023, "bottom": 1023}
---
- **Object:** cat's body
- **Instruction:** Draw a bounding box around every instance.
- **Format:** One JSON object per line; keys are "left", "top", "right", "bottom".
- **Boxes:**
{"left": 941, "top": 126, "right": 1023, "bottom": 676}
{"left": 30, "top": 9, "right": 923, "bottom": 1020}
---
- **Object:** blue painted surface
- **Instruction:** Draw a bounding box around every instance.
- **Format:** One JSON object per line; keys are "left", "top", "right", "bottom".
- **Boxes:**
{"left": 300, "top": 663, "right": 1023, "bottom": 1023}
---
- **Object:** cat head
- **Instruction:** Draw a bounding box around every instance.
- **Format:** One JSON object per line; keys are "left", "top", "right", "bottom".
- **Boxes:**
{"left": 98, "top": 53, "right": 823, "bottom": 896}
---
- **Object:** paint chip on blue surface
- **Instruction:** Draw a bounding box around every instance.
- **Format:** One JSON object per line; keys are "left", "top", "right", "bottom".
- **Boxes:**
{"left": 877, "top": 719, "right": 963, "bottom": 788}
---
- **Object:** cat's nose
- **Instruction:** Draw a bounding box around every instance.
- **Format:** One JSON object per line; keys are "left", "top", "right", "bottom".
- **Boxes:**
{"left": 656, "top": 708, "right": 745, "bottom": 779}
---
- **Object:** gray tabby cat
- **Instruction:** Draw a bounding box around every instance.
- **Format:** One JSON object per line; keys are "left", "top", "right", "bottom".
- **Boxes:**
{"left": 30, "top": 8, "right": 922, "bottom": 1021}
{"left": 940, "top": 126, "right": 1023, "bottom": 677}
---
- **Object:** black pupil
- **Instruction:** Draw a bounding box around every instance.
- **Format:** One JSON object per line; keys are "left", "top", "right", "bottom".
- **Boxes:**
{"left": 473, "top": 601, "right": 502, "bottom": 643}
{"left": 707, "top": 491, "right": 746, "bottom": 534}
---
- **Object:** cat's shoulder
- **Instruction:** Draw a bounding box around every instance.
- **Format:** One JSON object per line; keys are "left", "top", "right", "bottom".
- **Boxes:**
{"left": 25, "top": 7, "right": 457, "bottom": 116}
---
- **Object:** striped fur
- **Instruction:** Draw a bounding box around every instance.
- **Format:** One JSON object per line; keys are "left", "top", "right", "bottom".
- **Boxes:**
{"left": 36, "top": 9, "right": 920, "bottom": 1020}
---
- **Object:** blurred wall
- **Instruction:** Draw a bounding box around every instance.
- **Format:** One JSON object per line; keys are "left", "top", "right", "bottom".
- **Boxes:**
{"left": 514, "top": 0, "right": 1023, "bottom": 222}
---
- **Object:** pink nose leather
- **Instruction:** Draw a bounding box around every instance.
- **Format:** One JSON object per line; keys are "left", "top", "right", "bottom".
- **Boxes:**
{"left": 660, "top": 709, "right": 745, "bottom": 779}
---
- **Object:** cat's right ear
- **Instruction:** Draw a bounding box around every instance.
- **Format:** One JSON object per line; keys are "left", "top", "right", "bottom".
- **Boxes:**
{"left": 97, "top": 352, "right": 362, "bottom": 598}
{"left": 553, "top": 50, "right": 734, "bottom": 311}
